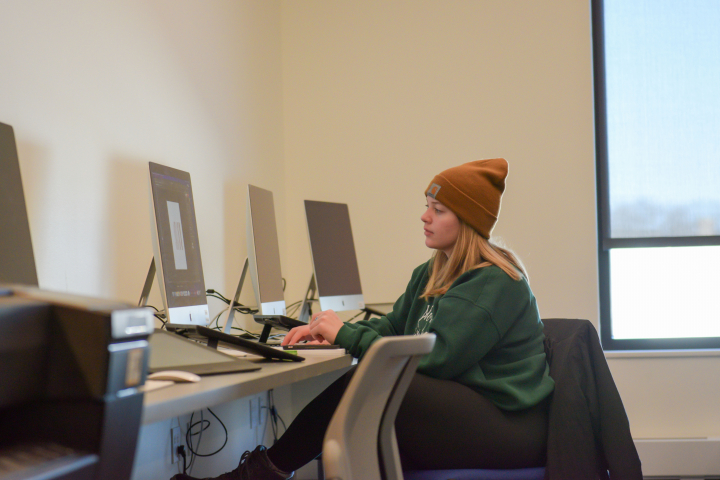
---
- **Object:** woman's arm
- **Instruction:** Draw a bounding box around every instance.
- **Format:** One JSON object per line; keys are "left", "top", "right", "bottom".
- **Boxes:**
{"left": 333, "top": 262, "right": 430, "bottom": 356}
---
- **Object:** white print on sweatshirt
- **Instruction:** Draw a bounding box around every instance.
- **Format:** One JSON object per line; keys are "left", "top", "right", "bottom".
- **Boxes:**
{"left": 415, "top": 304, "right": 433, "bottom": 335}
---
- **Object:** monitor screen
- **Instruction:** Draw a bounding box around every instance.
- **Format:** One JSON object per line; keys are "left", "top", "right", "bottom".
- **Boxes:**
{"left": 148, "top": 162, "right": 208, "bottom": 325}
{"left": 0, "top": 122, "right": 38, "bottom": 286}
{"left": 246, "top": 185, "right": 286, "bottom": 316}
{"left": 304, "top": 200, "right": 364, "bottom": 312}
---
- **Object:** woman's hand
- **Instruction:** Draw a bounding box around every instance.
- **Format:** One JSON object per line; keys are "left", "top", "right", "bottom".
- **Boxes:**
{"left": 281, "top": 310, "right": 344, "bottom": 346}
{"left": 281, "top": 325, "right": 315, "bottom": 346}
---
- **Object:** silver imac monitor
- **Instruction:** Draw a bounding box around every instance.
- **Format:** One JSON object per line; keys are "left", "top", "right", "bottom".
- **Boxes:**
{"left": 148, "top": 162, "right": 209, "bottom": 326}
{"left": 304, "top": 200, "right": 364, "bottom": 312}
{"left": 246, "top": 184, "right": 286, "bottom": 316}
{"left": 0, "top": 122, "right": 38, "bottom": 286}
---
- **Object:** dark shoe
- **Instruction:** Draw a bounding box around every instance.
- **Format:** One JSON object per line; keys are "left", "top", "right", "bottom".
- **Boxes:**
{"left": 169, "top": 445, "right": 293, "bottom": 480}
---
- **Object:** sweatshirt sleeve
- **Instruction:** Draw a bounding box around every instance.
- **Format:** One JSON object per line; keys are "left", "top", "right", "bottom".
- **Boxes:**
{"left": 335, "top": 262, "right": 428, "bottom": 358}
{"left": 334, "top": 291, "right": 408, "bottom": 358}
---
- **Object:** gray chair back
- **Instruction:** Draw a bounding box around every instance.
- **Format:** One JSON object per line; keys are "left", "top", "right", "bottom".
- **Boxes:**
{"left": 323, "top": 334, "right": 436, "bottom": 480}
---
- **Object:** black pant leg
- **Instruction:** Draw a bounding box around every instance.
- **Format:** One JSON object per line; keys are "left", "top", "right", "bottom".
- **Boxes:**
{"left": 395, "top": 373, "right": 549, "bottom": 470}
{"left": 266, "top": 367, "right": 356, "bottom": 472}
{"left": 268, "top": 368, "right": 548, "bottom": 472}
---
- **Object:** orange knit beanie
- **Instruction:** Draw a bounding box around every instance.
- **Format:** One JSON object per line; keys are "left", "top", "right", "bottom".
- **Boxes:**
{"left": 425, "top": 158, "right": 508, "bottom": 238}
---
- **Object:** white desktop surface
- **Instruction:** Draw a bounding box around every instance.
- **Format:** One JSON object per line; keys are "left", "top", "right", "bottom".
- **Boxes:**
{"left": 141, "top": 354, "right": 352, "bottom": 425}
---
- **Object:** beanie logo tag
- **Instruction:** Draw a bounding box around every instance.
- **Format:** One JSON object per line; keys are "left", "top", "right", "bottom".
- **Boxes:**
{"left": 427, "top": 183, "right": 441, "bottom": 198}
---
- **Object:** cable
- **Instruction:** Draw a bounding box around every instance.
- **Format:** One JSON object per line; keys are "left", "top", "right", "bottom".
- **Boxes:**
{"left": 146, "top": 305, "right": 167, "bottom": 326}
{"left": 208, "top": 306, "right": 229, "bottom": 330}
{"left": 266, "top": 389, "right": 287, "bottom": 444}
{"left": 186, "top": 411, "right": 201, "bottom": 472}
{"left": 177, "top": 445, "right": 188, "bottom": 474}
{"left": 285, "top": 300, "right": 303, "bottom": 319}
{"left": 204, "top": 287, "right": 296, "bottom": 340}
{"left": 185, "top": 408, "right": 228, "bottom": 458}
{"left": 206, "top": 288, "right": 258, "bottom": 314}
{"left": 346, "top": 310, "right": 365, "bottom": 323}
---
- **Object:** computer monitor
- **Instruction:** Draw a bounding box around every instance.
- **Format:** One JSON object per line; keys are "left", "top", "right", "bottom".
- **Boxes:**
{"left": 304, "top": 200, "right": 365, "bottom": 312}
{"left": 246, "top": 184, "right": 286, "bottom": 316}
{"left": 148, "top": 162, "right": 208, "bottom": 325}
{"left": 0, "top": 122, "right": 38, "bottom": 286}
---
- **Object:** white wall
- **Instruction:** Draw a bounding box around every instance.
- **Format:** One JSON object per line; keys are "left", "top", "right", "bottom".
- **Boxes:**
{"left": 281, "top": 0, "right": 598, "bottom": 318}
{"left": 1, "top": 1, "right": 287, "bottom": 479}
{"left": 0, "top": 0, "right": 284, "bottom": 322}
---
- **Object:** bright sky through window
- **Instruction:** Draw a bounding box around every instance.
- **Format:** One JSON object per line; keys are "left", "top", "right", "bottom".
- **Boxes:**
{"left": 604, "top": 0, "right": 720, "bottom": 239}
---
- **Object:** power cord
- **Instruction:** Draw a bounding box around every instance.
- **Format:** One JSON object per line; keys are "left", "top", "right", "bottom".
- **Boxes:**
{"left": 177, "top": 445, "right": 188, "bottom": 475}
{"left": 266, "top": 390, "right": 287, "bottom": 444}
{"left": 185, "top": 408, "right": 228, "bottom": 459}
{"left": 206, "top": 288, "right": 258, "bottom": 315}
{"left": 205, "top": 288, "right": 291, "bottom": 341}
{"left": 285, "top": 300, "right": 303, "bottom": 319}
{"left": 346, "top": 310, "right": 365, "bottom": 323}
{"left": 145, "top": 305, "right": 167, "bottom": 326}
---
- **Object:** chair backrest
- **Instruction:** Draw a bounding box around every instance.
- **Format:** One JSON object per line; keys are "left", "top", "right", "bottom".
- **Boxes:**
{"left": 541, "top": 318, "right": 642, "bottom": 480}
{"left": 323, "top": 334, "right": 436, "bottom": 480}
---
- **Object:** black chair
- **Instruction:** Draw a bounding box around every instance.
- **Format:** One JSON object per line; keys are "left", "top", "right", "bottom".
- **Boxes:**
{"left": 541, "top": 318, "right": 643, "bottom": 480}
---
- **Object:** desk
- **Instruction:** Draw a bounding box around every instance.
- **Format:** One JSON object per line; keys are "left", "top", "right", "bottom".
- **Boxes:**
{"left": 134, "top": 354, "right": 352, "bottom": 480}
{"left": 142, "top": 354, "right": 353, "bottom": 424}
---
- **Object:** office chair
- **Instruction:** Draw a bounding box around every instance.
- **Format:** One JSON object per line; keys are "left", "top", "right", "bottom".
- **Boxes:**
{"left": 321, "top": 332, "right": 544, "bottom": 480}
{"left": 322, "top": 334, "right": 436, "bottom": 480}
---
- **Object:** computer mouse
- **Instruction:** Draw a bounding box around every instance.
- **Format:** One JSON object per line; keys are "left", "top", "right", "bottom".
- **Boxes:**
{"left": 147, "top": 370, "right": 201, "bottom": 383}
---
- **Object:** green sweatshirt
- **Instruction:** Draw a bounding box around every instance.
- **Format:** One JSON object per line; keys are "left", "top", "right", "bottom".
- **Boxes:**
{"left": 334, "top": 260, "right": 554, "bottom": 411}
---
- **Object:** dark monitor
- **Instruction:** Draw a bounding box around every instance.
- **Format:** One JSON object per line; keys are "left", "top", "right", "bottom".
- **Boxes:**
{"left": 246, "top": 184, "right": 286, "bottom": 316}
{"left": 0, "top": 122, "right": 38, "bottom": 286}
{"left": 148, "top": 162, "right": 208, "bottom": 325}
{"left": 304, "top": 200, "right": 364, "bottom": 312}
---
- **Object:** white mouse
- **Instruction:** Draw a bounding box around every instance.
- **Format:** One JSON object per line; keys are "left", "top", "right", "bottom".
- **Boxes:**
{"left": 147, "top": 370, "right": 201, "bottom": 383}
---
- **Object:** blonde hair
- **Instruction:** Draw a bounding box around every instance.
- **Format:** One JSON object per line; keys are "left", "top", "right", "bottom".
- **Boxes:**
{"left": 421, "top": 221, "right": 527, "bottom": 299}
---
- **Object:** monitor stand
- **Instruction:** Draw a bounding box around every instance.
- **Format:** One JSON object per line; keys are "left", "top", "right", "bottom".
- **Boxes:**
{"left": 138, "top": 258, "right": 156, "bottom": 308}
{"left": 298, "top": 274, "right": 317, "bottom": 323}
{"left": 214, "top": 257, "right": 304, "bottom": 350}
{"left": 296, "top": 273, "right": 379, "bottom": 324}
{"left": 252, "top": 270, "right": 308, "bottom": 343}
{"left": 221, "top": 257, "right": 250, "bottom": 336}
{"left": 137, "top": 257, "right": 302, "bottom": 361}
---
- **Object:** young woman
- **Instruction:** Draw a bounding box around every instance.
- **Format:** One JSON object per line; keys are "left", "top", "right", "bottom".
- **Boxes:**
{"left": 172, "top": 158, "right": 554, "bottom": 480}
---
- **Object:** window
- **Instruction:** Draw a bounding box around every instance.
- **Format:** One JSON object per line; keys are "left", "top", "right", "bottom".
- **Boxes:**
{"left": 593, "top": 0, "right": 720, "bottom": 350}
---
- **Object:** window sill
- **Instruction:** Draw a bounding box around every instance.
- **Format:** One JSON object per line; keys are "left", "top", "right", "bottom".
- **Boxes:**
{"left": 605, "top": 349, "right": 720, "bottom": 359}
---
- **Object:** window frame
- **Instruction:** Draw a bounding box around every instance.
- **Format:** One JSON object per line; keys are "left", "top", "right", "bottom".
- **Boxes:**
{"left": 592, "top": 0, "right": 720, "bottom": 351}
